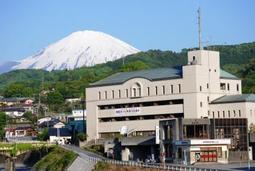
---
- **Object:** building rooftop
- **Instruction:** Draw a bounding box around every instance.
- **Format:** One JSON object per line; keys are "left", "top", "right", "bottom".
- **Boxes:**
{"left": 89, "top": 67, "right": 238, "bottom": 87}
{"left": 211, "top": 94, "right": 255, "bottom": 104}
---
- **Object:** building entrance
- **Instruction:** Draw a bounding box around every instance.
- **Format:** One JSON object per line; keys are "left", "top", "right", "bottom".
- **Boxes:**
{"left": 198, "top": 150, "right": 217, "bottom": 162}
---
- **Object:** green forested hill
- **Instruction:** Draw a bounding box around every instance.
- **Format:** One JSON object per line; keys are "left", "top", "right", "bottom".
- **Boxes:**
{"left": 0, "top": 42, "right": 254, "bottom": 108}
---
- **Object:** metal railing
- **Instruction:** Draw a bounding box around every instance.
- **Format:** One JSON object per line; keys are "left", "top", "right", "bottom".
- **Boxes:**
{"left": 83, "top": 155, "right": 227, "bottom": 171}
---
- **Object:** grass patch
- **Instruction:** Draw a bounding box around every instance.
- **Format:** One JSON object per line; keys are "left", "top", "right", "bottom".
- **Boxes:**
{"left": 84, "top": 145, "right": 104, "bottom": 156}
{"left": 34, "top": 146, "right": 77, "bottom": 171}
{"left": 93, "top": 161, "right": 109, "bottom": 171}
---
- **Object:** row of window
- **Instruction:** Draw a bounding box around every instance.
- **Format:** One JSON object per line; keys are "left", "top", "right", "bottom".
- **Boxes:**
{"left": 98, "top": 113, "right": 183, "bottom": 122}
{"left": 209, "top": 110, "right": 242, "bottom": 118}
{"left": 98, "top": 84, "right": 182, "bottom": 100}
{"left": 98, "top": 99, "right": 183, "bottom": 110}
{"left": 220, "top": 83, "right": 239, "bottom": 92}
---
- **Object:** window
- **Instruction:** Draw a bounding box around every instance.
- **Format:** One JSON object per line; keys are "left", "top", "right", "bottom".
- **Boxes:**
{"left": 105, "top": 91, "right": 107, "bottom": 99}
{"left": 98, "top": 92, "right": 101, "bottom": 100}
{"left": 239, "top": 110, "right": 241, "bottom": 117}
{"left": 147, "top": 87, "right": 150, "bottom": 96}
{"left": 200, "top": 102, "right": 202, "bottom": 107}
{"left": 119, "top": 90, "right": 121, "bottom": 98}
{"left": 200, "top": 86, "right": 202, "bottom": 92}
{"left": 126, "top": 89, "right": 128, "bottom": 98}
{"left": 162, "top": 85, "right": 165, "bottom": 95}
{"left": 218, "top": 111, "right": 220, "bottom": 118}
{"left": 193, "top": 56, "right": 196, "bottom": 60}
{"left": 207, "top": 83, "right": 209, "bottom": 89}
{"left": 237, "top": 84, "right": 239, "bottom": 91}
{"left": 223, "top": 111, "right": 225, "bottom": 118}
{"left": 170, "top": 85, "right": 173, "bottom": 94}
{"left": 227, "top": 83, "right": 230, "bottom": 91}
{"left": 178, "top": 84, "right": 181, "bottom": 93}
{"left": 208, "top": 111, "right": 210, "bottom": 116}
{"left": 133, "top": 88, "right": 136, "bottom": 97}
{"left": 112, "top": 90, "right": 115, "bottom": 99}
{"left": 207, "top": 96, "right": 210, "bottom": 102}
{"left": 220, "top": 83, "right": 226, "bottom": 90}
{"left": 228, "top": 110, "right": 230, "bottom": 117}
{"left": 214, "top": 69, "right": 216, "bottom": 72}
{"left": 233, "top": 110, "right": 236, "bottom": 117}
{"left": 155, "top": 86, "right": 158, "bottom": 95}
{"left": 212, "top": 112, "right": 215, "bottom": 118}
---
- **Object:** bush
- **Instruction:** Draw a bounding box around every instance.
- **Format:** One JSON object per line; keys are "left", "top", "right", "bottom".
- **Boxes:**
{"left": 77, "top": 132, "right": 87, "bottom": 141}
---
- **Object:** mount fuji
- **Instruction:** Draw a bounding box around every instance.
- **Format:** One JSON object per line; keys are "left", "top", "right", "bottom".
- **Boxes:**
{"left": 12, "top": 30, "right": 140, "bottom": 71}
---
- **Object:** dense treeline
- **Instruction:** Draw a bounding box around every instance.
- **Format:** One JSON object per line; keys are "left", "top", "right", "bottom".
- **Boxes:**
{"left": 0, "top": 42, "right": 254, "bottom": 112}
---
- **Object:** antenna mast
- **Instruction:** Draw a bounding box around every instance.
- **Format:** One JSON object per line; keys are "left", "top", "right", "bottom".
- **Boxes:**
{"left": 198, "top": 7, "right": 203, "bottom": 50}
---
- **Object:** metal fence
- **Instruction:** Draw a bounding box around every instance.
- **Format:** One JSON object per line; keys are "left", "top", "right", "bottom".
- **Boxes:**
{"left": 85, "top": 155, "right": 227, "bottom": 171}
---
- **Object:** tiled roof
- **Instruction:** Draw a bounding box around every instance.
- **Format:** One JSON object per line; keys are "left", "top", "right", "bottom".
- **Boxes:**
{"left": 89, "top": 67, "right": 239, "bottom": 87}
{"left": 211, "top": 94, "right": 255, "bottom": 104}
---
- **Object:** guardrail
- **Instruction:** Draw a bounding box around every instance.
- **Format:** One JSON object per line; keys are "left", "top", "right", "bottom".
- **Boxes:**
{"left": 84, "top": 155, "right": 227, "bottom": 171}
{"left": 63, "top": 145, "right": 229, "bottom": 171}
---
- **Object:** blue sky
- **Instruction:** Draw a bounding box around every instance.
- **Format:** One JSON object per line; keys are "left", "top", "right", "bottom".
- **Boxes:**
{"left": 0, "top": 0, "right": 254, "bottom": 62}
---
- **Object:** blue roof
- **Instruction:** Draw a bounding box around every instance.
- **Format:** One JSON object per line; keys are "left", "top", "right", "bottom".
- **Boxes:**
{"left": 89, "top": 67, "right": 239, "bottom": 87}
{"left": 211, "top": 94, "right": 255, "bottom": 104}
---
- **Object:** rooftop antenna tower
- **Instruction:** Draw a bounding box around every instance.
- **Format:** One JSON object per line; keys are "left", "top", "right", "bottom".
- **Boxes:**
{"left": 198, "top": 7, "right": 203, "bottom": 50}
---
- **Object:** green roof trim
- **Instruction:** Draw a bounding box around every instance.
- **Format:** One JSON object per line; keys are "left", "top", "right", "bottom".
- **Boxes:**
{"left": 211, "top": 94, "right": 255, "bottom": 104}
{"left": 89, "top": 67, "right": 240, "bottom": 87}
{"left": 220, "top": 70, "right": 238, "bottom": 79}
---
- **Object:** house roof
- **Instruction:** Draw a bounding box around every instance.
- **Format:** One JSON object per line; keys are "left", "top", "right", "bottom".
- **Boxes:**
{"left": 89, "top": 67, "right": 239, "bottom": 87}
{"left": 220, "top": 70, "right": 238, "bottom": 79}
{"left": 211, "top": 94, "right": 255, "bottom": 104}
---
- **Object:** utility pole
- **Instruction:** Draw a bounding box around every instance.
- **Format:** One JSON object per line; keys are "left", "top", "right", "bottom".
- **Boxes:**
{"left": 198, "top": 7, "right": 203, "bottom": 50}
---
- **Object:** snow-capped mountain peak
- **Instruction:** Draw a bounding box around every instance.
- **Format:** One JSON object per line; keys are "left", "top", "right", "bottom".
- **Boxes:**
{"left": 12, "top": 30, "right": 140, "bottom": 71}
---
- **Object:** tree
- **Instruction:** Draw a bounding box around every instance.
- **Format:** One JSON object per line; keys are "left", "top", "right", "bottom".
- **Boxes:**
{"left": 120, "top": 60, "right": 149, "bottom": 72}
{"left": 0, "top": 112, "right": 7, "bottom": 140}
{"left": 23, "top": 111, "right": 37, "bottom": 126}
{"left": 250, "top": 123, "right": 255, "bottom": 133}
{"left": 37, "top": 128, "right": 49, "bottom": 141}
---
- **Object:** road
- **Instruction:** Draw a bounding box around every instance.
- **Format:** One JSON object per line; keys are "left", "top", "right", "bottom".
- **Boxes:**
{"left": 63, "top": 145, "right": 106, "bottom": 171}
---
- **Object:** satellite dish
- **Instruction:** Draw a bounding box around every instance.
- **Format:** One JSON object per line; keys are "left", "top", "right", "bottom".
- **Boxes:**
{"left": 120, "top": 126, "right": 128, "bottom": 135}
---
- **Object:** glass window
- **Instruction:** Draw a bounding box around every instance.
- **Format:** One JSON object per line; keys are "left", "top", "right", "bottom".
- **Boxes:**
{"left": 155, "top": 86, "right": 158, "bottom": 95}
{"left": 170, "top": 85, "right": 173, "bottom": 94}
{"left": 98, "top": 92, "right": 101, "bottom": 100}
{"left": 147, "top": 87, "right": 150, "bottom": 96}
{"left": 119, "top": 90, "right": 121, "bottom": 98}
{"left": 105, "top": 91, "right": 107, "bottom": 99}
{"left": 178, "top": 84, "right": 181, "bottom": 93}
{"left": 112, "top": 90, "right": 114, "bottom": 99}
{"left": 163, "top": 85, "right": 165, "bottom": 95}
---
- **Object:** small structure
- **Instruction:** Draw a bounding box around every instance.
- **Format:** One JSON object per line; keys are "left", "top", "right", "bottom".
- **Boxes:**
{"left": 66, "top": 109, "right": 86, "bottom": 122}
{"left": 159, "top": 118, "right": 248, "bottom": 164}
{"left": 48, "top": 128, "right": 71, "bottom": 145}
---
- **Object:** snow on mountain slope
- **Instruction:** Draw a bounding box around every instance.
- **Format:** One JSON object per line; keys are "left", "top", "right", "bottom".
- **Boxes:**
{"left": 12, "top": 30, "right": 140, "bottom": 71}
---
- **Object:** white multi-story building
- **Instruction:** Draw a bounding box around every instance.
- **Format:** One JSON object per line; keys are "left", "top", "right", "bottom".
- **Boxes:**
{"left": 86, "top": 49, "right": 255, "bottom": 141}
